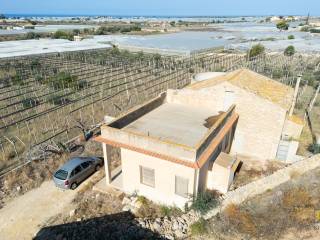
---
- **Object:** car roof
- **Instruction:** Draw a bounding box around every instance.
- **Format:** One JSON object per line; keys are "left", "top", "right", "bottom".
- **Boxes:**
{"left": 60, "top": 157, "right": 93, "bottom": 171}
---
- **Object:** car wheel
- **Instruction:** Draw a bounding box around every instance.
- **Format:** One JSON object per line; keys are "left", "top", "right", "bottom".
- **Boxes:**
{"left": 71, "top": 182, "right": 78, "bottom": 190}
{"left": 95, "top": 164, "right": 101, "bottom": 171}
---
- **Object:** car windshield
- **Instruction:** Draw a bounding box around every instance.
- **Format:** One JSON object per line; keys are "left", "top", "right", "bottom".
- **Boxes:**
{"left": 54, "top": 169, "right": 68, "bottom": 180}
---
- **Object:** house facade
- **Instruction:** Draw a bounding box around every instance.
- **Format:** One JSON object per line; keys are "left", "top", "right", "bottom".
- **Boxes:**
{"left": 188, "top": 69, "right": 304, "bottom": 162}
{"left": 95, "top": 92, "right": 239, "bottom": 208}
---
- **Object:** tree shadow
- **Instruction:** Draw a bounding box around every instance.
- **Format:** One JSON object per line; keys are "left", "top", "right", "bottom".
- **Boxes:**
{"left": 34, "top": 211, "right": 167, "bottom": 240}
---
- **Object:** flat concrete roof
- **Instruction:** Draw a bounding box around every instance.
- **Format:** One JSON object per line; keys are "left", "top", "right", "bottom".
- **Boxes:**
{"left": 124, "top": 102, "right": 217, "bottom": 147}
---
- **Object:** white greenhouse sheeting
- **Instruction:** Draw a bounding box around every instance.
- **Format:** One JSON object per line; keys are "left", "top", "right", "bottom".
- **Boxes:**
{"left": 0, "top": 38, "right": 111, "bottom": 58}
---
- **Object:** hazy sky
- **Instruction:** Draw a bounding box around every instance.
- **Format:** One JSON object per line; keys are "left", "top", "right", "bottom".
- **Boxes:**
{"left": 1, "top": 0, "right": 320, "bottom": 16}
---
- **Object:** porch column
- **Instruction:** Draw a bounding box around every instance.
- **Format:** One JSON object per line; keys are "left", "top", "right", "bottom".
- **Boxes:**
{"left": 102, "top": 143, "right": 112, "bottom": 184}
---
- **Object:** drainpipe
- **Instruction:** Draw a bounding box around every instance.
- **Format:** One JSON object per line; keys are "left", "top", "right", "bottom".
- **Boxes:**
{"left": 289, "top": 74, "right": 302, "bottom": 117}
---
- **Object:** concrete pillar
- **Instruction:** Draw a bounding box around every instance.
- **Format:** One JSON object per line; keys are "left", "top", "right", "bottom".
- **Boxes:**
{"left": 102, "top": 143, "right": 112, "bottom": 184}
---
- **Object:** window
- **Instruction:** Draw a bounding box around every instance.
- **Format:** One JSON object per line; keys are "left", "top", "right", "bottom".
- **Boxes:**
{"left": 81, "top": 161, "right": 90, "bottom": 169}
{"left": 54, "top": 170, "right": 68, "bottom": 180}
{"left": 71, "top": 165, "right": 82, "bottom": 177}
{"left": 175, "top": 176, "right": 189, "bottom": 198}
{"left": 140, "top": 166, "right": 155, "bottom": 187}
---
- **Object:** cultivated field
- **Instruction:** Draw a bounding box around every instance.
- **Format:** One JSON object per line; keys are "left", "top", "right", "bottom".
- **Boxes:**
{"left": 0, "top": 48, "right": 319, "bottom": 175}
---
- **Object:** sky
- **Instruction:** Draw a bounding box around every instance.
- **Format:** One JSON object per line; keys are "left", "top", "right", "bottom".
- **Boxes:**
{"left": 1, "top": 0, "right": 320, "bottom": 16}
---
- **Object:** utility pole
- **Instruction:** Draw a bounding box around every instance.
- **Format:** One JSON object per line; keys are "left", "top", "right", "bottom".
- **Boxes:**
{"left": 289, "top": 74, "right": 302, "bottom": 116}
{"left": 306, "top": 12, "right": 310, "bottom": 25}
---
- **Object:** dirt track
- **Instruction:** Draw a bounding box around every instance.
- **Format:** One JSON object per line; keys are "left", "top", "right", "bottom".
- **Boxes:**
{"left": 0, "top": 169, "right": 105, "bottom": 240}
{"left": 0, "top": 181, "right": 77, "bottom": 240}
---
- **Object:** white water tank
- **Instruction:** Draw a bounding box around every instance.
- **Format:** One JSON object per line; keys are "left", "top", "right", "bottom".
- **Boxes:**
{"left": 192, "top": 72, "right": 226, "bottom": 83}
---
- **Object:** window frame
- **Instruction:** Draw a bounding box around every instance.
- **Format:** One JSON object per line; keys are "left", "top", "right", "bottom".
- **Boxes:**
{"left": 140, "top": 166, "right": 155, "bottom": 188}
{"left": 175, "top": 175, "right": 189, "bottom": 198}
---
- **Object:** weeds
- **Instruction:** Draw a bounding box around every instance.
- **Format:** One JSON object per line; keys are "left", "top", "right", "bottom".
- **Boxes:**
{"left": 192, "top": 191, "right": 219, "bottom": 214}
{"left": 160, "top": 205, "right": 183, "bottom": 217}
{"left": 223, "top": 203, "right": 257, "bottom": 235}
{"left": 190, "top": 218, "right": 208, "bottom": 236}
{"left": 282, "top": 187, "right": 312, "bottom": 209}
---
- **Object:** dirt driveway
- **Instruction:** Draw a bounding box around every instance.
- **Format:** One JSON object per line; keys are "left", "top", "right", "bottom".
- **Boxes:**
{"left": 0, "top": 171, "right": 102, "bottom": 240}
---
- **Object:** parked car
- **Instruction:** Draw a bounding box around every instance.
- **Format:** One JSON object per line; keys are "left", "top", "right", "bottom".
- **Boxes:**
{"left": 53, "top": 157, "right": 103, "bottom": 190}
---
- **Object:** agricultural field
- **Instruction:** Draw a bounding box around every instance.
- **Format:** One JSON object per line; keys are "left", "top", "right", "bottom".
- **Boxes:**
{"left": 0, "top": 48, "right": 319, "bottom": 177}
{"left": 0, "top": 48, "right": 191, "bottom": 174}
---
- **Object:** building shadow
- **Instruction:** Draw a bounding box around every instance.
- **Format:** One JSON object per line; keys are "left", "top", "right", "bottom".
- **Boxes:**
{"left": 34, "top": 211, "right": 167, "bottom": 240}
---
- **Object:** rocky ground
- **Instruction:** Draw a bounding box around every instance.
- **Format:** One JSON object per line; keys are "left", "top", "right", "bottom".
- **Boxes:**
{"left": 37, "top": 187, "right": 200, "bottom": 240}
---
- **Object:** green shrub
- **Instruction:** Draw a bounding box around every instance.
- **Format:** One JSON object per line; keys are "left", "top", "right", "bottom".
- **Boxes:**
{"left": 12, "top": 74, "right": 24, "bottom": 85}
{"left": 30, "top": 59, "right": 41, "bottom": 70}
{"left": 22, "top": 98, "right": 40, "bottom": 109}
{"left": 284, "top": 45, "right": 295, "bottom": 56}
{"left": 191, "top": 191, "right": 219, "bottom": 214}
{"left": 47, "top": 95, "right": 70, "bottom": 106}
{"left": 190, "top": 218, "right": 208, "bottom": 236}
{"left": 248, "top": 44, "right": 265, "bottom": 59}
{"left": 137, "top": 195, "right": 147, "bottom": 205}
{"left": 310, "top": 28, "right": 320, "bottom": 33}
{"left": 53, "top": 30, "right": 74, "bottom": 41}
{"left": 49, "top": 72, "right": 78, "bottom": 90}
{"left": 288, "top": 35, "right": 295, "bottom": 40}
{"left": 276, "top": 20, "right": 289, "bottom": 31}
{"left": 25, "top": 32, "right": 41, "bottom": 40}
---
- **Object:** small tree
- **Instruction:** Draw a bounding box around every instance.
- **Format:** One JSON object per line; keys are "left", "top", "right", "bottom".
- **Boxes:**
{"left": 248, "top": 44, "right": 265, "bottom": 59}
{"left": 276, "top": 20, "right": 289, "bottom": 31}
{"left": 288, "top": 35, "right": 295, "bottom": 40}
{"left": 25, "top": 32, "right": 40, "bottom": 40}
{"left": 284, "top": 45, "right": 295, "bottom": 56}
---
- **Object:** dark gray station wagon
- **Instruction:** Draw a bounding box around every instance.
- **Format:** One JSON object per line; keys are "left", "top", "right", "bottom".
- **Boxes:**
{"left": 53, "top": 157, "right": 103, "bottom": 190}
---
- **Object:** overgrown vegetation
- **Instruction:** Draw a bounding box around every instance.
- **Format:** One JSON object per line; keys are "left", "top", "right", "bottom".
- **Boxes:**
{"left": 209, "top": 168, "right": 320, "bottom": 240}
{"left": 47, "top": 71, "right": 79, "bottom": 90}
{"left": 191, "top": 191, "right": 219, "bottom": 214}
{"left": 284, "top": 45, "right": 295, "bottom": 56}
{"left": 135, "top": 197, "right": 183, "bottom": 218}
{"left": 22, "top": 98, "right": 40, "bottom": 109}
{"left": 52, "top": 30, "right": 75, "bottom": 41}
{"left": 276, "top": 20, "right": 289, "bottom": 31}
{"left": 95, "top": 25, "right": 141, "bottom": 35}
{"left": 223, "top": 203, "right": 257, "bottom": 235}
{"left": 248, "top": 44, "right": 265, "bottom": 59}
{"left": 288, "top": 34, "right": 295, "bottom": 40}
{"left": 25, "top": 32, "right": 41, "bottom": 40}
{"left": 190, "top": 218, "right": 208, "bottom": 236}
